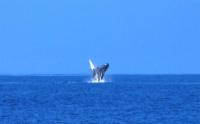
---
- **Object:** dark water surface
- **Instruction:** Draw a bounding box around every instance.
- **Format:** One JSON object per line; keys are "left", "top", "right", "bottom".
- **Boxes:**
{"left": 0, "top": 75, "right": 200, "bottom": 124}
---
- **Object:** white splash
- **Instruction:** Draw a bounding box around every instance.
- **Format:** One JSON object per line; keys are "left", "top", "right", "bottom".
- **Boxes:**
{"left": 88, "top": 79, "right": 105, "bottom": 83}
{"left": 87, "top": 77, "right": 112, "bottom": 83}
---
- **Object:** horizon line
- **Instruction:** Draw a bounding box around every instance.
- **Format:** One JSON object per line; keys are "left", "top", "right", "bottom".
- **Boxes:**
{"left": 0, "top": 73, "right": 200, "bottom": 76}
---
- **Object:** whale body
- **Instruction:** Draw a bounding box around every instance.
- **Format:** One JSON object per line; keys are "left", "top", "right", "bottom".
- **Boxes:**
{"left": 89, "top": 59, "right": 109, "bottom": 82}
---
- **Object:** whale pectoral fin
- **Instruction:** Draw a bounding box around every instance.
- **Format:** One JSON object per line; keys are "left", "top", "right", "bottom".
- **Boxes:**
{"left": 89, "top": 59, "right": 95, "bottom": 70}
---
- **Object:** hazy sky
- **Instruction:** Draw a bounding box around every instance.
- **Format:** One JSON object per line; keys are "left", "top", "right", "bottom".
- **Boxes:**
{"left": 0, "top": 0, "right": 200, "bottom": 74}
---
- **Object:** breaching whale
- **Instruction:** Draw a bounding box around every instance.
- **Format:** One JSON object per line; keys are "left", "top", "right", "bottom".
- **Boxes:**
{"left": 89, "top": 59, "right": 109, "bottom": 82}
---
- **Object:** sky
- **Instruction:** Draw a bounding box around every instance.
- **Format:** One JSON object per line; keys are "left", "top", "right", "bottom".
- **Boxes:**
{"left": 0, "top": 0, "right": 200, "bottom": 74}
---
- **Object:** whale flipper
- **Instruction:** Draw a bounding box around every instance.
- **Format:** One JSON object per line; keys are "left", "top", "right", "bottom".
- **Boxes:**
{"left": 89, "top": 59, "right": 95, "bottom": 70}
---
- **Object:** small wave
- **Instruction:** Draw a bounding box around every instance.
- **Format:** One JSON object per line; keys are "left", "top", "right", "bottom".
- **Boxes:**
{"left": 0, "top": 82, "right": 19, "bottom": 85}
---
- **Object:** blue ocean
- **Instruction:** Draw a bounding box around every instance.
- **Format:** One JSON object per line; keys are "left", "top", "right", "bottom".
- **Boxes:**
{"left": 0, "top": 75, "right": 200, "bottom": 124}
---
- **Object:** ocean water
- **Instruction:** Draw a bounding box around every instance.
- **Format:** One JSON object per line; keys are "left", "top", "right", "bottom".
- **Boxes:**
{"left": 0, "top": 75, "right": 200, "bottom": 124}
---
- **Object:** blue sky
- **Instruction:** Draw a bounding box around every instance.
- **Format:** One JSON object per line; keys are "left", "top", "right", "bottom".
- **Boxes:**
{"left": 0, "top": 0, "right": 200, "bottom": 74}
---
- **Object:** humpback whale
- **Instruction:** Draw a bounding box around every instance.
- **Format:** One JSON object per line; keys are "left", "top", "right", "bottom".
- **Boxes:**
{"left": 89, "top": 59, "right": 109, "bottom": 82}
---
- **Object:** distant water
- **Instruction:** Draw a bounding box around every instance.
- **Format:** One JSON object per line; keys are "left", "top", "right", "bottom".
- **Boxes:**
{"left": 0, "top": 75, "right": 200, "bottom": 124}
